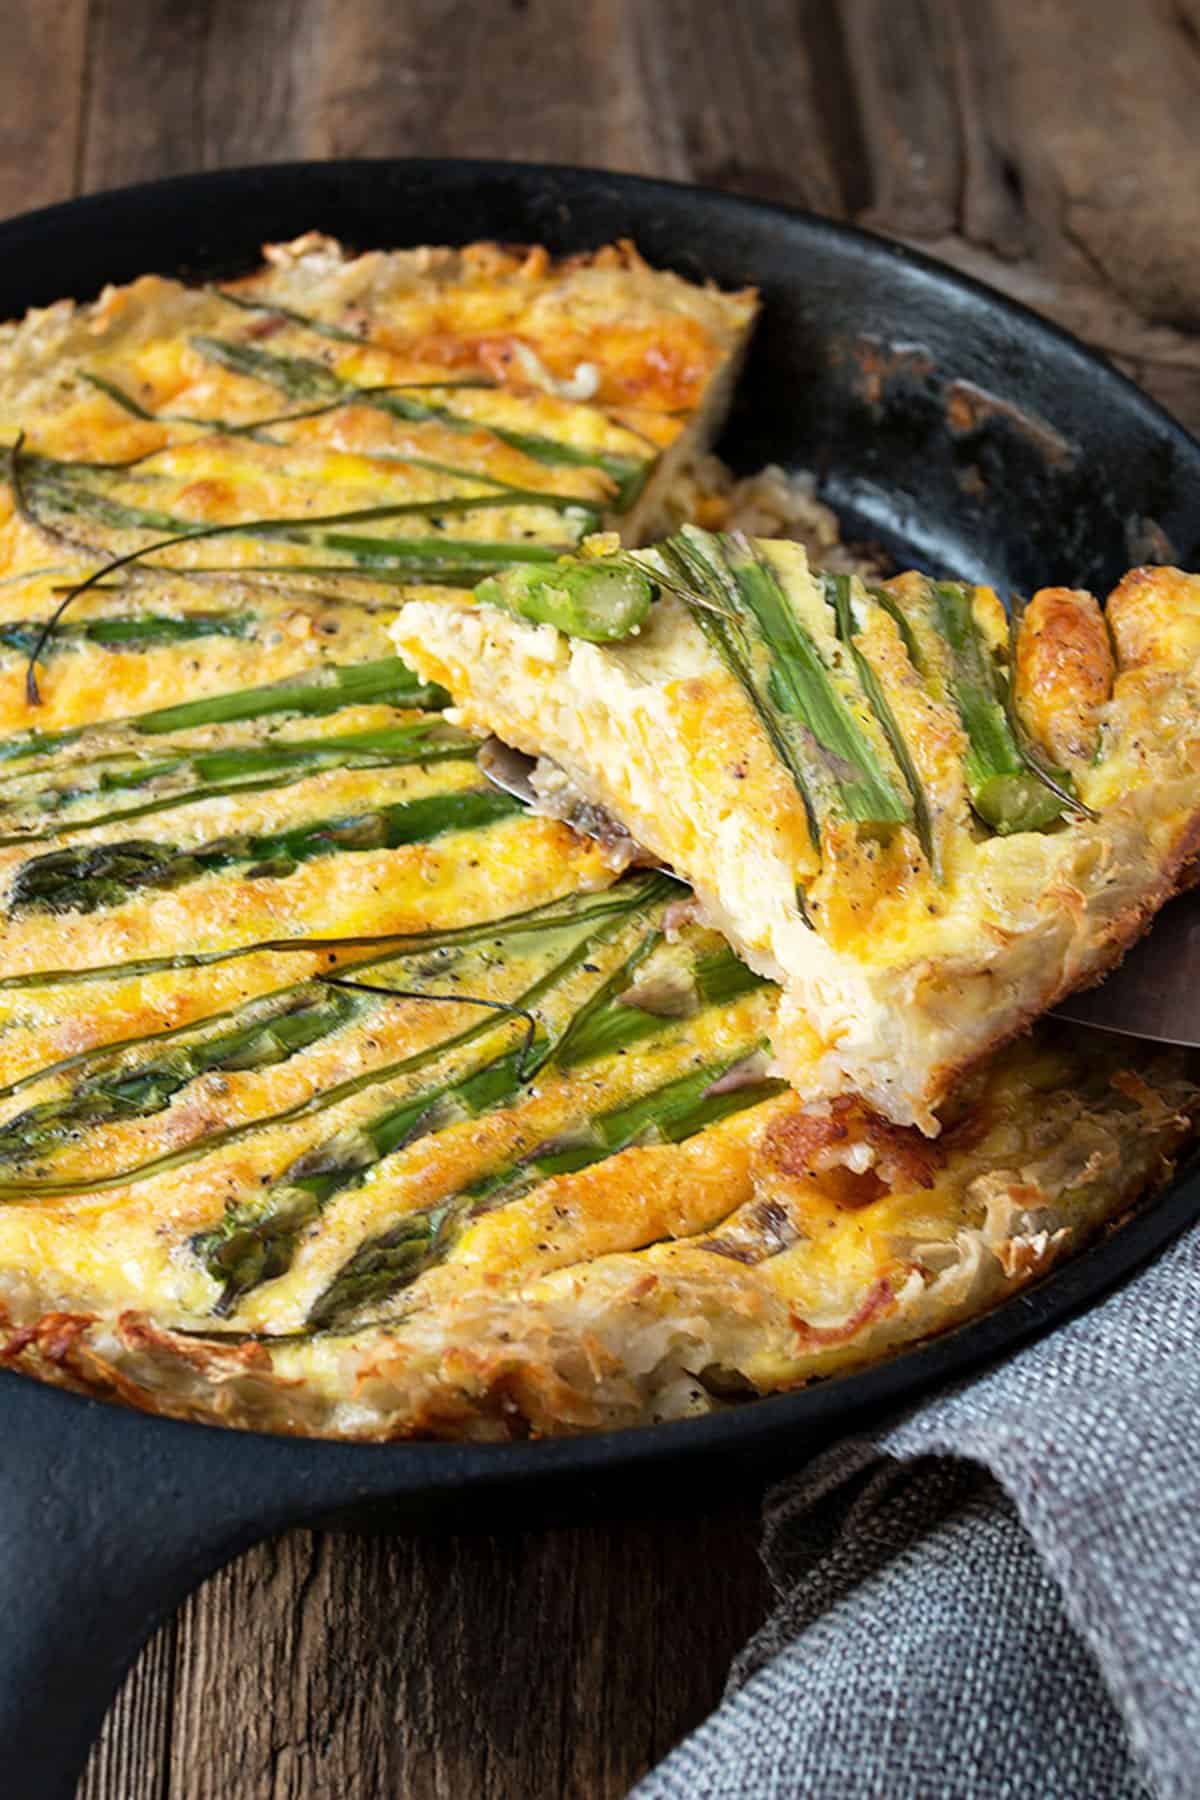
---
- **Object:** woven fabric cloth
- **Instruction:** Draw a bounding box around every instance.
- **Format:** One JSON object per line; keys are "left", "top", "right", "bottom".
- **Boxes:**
{"left": 633, "top": 1221, "right": 1200, "bottom": 1800}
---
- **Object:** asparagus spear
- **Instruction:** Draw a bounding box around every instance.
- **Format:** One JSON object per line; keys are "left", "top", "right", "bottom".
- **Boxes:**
{"left": 210, "top": 286, "right": 371, "bottom": 344}
{"left": 0, "top": 881, "right": 637, "bottom": 1099}
{"left": 12, "top": 719, "right": 470, "bottom": 796}
{"left": 0, "top": 987, "right": 527, "bottom": 1201}
{"left": 81, "top": 373, "right": 310, "bottom": 444}
{"left": 306, "top": 1040, "right": 785, "bottom": 1329}
{"left": 25, "top": 450, "right": 602, "bottom": 531}
{"left": 201, "top": 1041, "right": 534, "bottom": 1308}
{"left": 189, "top": 335, "right": 652, "bottom": 507}
{"left": 20, "top": 470, "right": 589, "bottom": 613}
{"left": 190, "top": 338, "right": 347, "bottom": 403}
{"left": 295, "top": 534, "right": 570, "bottom": 582}
{"left": 0, "top": 896, "right": 618, "bottom": 1170}
{"left": 0, "top": 878, "right": 675, "bottom": 1199}
{"left": 0, "top": 872, "right": 647, "bottom": 991}
{"left": 930, "top": 582, "right": 1081, "bottom": 834}
{"left": 20, "top": 462, "right": 180, "bottom": 535}
{"left": 193, "top": 877, "right": 677, "bottom": 1308}
{"left": 553, "top": 934, "right": 766, "bottom": 1068}
{"left": 864, "top": 583, "right": 924, "bottom": 669}
{"left": 823, "top": 573, "right": 937, "bottom": 871}
{"left": 135, "top": 655, "right": 446, "bottom": 734}
{"left": 0, "top": 658, "right": 447, "bottom": 776}
{"left": 475, "top": 557, "right": 653, "bottom": 640}
{"left": 0, "top": 721, "right": 478, "bottom": 847}
{"left": 0, "top": 612, "right": 254, "bottom": 659}
{"left": 15, "top": 439, "right": 594, "bottom": 692}
{"left": 0, "top": 985, "right": 362, "bottom": 1164}
{"left": 83, "top": 368, "right": 505, "bottom": 446}
{"left": 723, "top": 537, "right": 912, "bottom": 826}
{"left": 5, "top": 785, "right": 522, "bottom": 917}
{"left": 295, "top": 946, "right": 774, "bottom": 1325}
{"left": 650, "top": 529, "right": 912, "bottom": 848}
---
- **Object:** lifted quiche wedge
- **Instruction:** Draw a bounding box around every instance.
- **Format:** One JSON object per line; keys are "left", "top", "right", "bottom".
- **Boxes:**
{"left": 393, "top": 536, "right": 1200, "bottom": 1132}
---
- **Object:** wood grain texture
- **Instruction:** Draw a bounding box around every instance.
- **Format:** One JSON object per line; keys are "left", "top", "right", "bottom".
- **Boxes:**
{"left": 80, "top": 1508, "right": 767, "bottom": 1800}
{"left": 0, "top": 0, "right": 89, "bottom": 219}
{"left": 0, "top": 1, "right": 1193, "bottom": 1794}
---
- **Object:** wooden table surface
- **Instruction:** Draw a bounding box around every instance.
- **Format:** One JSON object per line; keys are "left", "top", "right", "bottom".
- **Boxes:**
{"left": 2, "top": 2, "right": 1197, "bottom": 1794}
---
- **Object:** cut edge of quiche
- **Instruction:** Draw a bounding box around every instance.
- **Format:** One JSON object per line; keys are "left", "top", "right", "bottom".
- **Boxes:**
{"left": 391, "top": 541, "right": 1200, "bottom": 1133}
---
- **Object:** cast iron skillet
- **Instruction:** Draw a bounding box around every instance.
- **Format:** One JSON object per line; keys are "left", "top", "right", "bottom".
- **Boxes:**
{"left": 1, "top": 160, "right": 1198, "bottom": 1798}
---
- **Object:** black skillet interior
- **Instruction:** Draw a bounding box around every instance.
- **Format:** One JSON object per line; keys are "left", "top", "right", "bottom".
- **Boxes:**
{"left": 0, "top": 161, "right": 1198, "bottom": 1797}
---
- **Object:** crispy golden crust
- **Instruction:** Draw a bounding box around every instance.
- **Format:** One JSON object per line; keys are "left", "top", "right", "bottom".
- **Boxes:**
{"left": 0, "top": 234, "right": 755, "bottom": 411}
{"left": 225, "top": 234, "right": 756, "bottom": 415}
{"left": 0, "top": 234, "right": 756, "bottom": 563}
{"left": 1015, "top": 586, "right": 1114, "bottom": 763}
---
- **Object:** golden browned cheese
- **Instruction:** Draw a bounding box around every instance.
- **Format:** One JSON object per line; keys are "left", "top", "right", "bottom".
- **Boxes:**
{"left": 1014, "top": 586, "right": 1114, "bottom": 763}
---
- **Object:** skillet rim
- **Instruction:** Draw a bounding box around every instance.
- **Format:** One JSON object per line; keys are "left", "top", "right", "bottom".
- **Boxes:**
{"left": 0, "top": 155, "right": 1197, "bottom": 1485}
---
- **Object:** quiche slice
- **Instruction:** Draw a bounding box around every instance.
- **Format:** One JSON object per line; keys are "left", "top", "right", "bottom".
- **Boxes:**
{"left": 393, "top": 536, "right": 1200, "bottom": 1132}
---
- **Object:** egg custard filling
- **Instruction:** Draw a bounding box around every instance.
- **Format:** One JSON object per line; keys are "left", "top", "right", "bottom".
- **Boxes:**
{"left": 0, "top": 237, "right": 1194, "bottom": 1439}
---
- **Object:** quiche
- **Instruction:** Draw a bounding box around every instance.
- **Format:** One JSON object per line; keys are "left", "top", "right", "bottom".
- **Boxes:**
{"left": 0, "top": 239, "right": 1194, "bottom": 1441}
{"left": 394, "top": 533, "right": 1200, "bottom": 1132}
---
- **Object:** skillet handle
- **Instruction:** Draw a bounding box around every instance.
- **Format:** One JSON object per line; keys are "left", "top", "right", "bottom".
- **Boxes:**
{"left": 0, "top": 1374, "right": 298, "bottom": 1799}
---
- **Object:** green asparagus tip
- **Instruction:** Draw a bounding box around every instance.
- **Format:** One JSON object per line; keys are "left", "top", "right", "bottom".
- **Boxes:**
{"left": 475, "top": 558, "right": 653, "bottom": 641}
{"left": 932, "top": 582, "right": 1075, "bottom": 836}
{"left": 970, "top": 772, "right": 1069, "bottom": 834}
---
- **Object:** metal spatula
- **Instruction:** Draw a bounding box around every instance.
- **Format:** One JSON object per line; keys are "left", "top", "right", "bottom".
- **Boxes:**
{"left": 1051, "top": 892, "right": 1200, "bottom": 1047}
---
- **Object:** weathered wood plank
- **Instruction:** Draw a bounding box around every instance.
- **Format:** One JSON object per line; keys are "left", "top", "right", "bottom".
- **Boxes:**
{"left": 135, "top": 1506, "right": 766, "bottom": 1800}
{"left": 0, "top": 0, "right": 89, "bottom": 218}
{"left": 633, "top": 0, "right": 844, "bottom": 210}
{"left": 303, "top": 0, "right": 843, "bottom": 208}
{"left": 79, "top": 0, "right": 316, "bottom": 190}
{"left": 78, "top": 1621, "right": 176, "bottom": 1800}
{"left": 78, "top": 0, "right": 211, "bottom": 191}
{"left": 304, "top": 0, "right": 657, "bottom": 169}
{"left": 196, "top": 0, "right": 316, "bottom": 168}
{"left": 979, "top": 0, "right": 1200, "bottom": 330}
{"left": 836, "top": 0, "right": 962, "bottom": 238}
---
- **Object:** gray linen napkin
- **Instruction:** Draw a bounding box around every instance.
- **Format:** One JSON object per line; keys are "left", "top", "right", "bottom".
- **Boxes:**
{"left": 633, "top": 1219, "right": 1200, "bottom": 1800}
